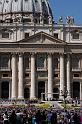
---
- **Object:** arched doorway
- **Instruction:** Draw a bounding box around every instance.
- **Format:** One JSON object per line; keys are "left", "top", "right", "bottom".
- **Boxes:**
{"left": 1, "top": 81, "right": 9, "bottom": 99}
{"left": 53, "top": 88, "right": 59, "bottom": 99}
{"left": 73, "top": 82, "right": 80, "bottom": 99}
{"left": 38, "top": 81, "right": 45, "bottom": 99}
{"left": 24, "top": 88, "right": 30, "bottom": 99}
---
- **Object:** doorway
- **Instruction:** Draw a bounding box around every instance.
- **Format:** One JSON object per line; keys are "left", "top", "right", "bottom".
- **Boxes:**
{"left": 53, "top": 88, "right": 59, "bottom": 99}
{"left": 1, "top": 81, "right": 9, "bottom": 99}
{"left": 73, "top": 82, "right": 80, "bottom": 99}
{"left": 24, "top": 88, "right": 30, "bottom": 99}
{"left": 38, "top": 81, "right": 45, "bottom": 99}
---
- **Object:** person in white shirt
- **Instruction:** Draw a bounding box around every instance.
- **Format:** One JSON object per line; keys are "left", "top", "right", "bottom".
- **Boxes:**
{"left": 3, "top": 111, "right": 9, "bottom": 124}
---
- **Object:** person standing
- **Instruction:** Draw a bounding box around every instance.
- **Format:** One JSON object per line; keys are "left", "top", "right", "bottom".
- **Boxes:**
{"left": 9, "top": 110, "right": 17, "bottom": 124}
{"left": 3, "top": 111, "right": 9, "bottom": 124}
{"left": 51, "top": 112, "right": 57, "bottom": 124}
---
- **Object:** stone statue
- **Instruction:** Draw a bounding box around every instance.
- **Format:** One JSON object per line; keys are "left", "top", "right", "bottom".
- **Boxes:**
{"left": 66, "top": 16, "right": 74, "bottom": 25}
{"left": 58, "top": 16, "right": 63, "bottom": 23}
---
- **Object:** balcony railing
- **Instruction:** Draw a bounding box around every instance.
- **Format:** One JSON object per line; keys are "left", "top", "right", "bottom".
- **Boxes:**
{"left": 72, "top": 68, "right": 81, "bottom": 71}
{"left": 37, "top": 67, "right": 47, "bottom": 71}
{"left": 0, "top": 67, "right": 11, "bottom": 71}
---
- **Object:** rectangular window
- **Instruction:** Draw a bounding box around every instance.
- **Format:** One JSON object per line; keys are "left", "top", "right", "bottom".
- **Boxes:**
{"left": 72, "top": 57, "right": 80, "bottom": 69}
{"left": 44, "top": 19, "right": 48, "bottom": 24}
{"left": 37, "top": 54, "right": 45, "bottom": 68}
{"left": 38, "top": 72, "right": 47, "bottom": 77}
{"left": 2, "top": 32, "right": 9, "bottom": 38}
{"left": 72, "top": 33, "right": 79, "bottom": 39}
{"left": 25, "top": 33, "right": 29, "bottom": 39}
{"left": 0, "top": 56, "right": 9, "bottom": 69}
{"left": 3, "top": 74, "right": 8, "bottom": 77}
{"left": 54, "top": 74, "right": 58, "bottom": 77}
{"left": 23, "top": 18, "right": 31, "bottom": 23}
{"left": 25, "top": 73, "right": 29, "bottom": 77}
{"left": 74, "top": 74, "right": 79, "bottom": 77}
{"left": 54, "top": 33, "right": 58, "bottom": 39}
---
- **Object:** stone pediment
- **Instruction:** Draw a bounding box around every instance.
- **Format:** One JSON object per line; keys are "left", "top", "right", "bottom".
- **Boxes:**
{"left": 18, "top": 31, "right": 66, "bottom": 44}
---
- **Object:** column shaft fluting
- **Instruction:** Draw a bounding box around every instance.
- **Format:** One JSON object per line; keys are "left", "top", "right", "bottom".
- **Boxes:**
{"left": 18, "top": 54, "right": 24, "bottom": 99}
{"left": 30, "top": 54, "right": 36, "bottom": 99}
{"left": 67, "top": 54, "right": 71, "bottom": 98}
{"left": 12, "top": 54, "right": 17, "bottom": 99}
{"left": 60, "top": 54, "right": 64, "bottom": 99}
{"left": 48, "top": 54, "right": 53, "bottom": 100}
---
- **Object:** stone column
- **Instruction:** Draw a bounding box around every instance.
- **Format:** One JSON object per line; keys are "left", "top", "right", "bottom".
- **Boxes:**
{"left": 45, "top": 81, "right": 48, "bottom": 100}
{"left": 30, "top": 53, "right": 36, "bottom": 99}
{"left": 18, "top": 54, "right": 24, "bottom": 99}
{"left": 12, "top": 54, "right": 17, "bottom": 99}
{"left": 48, "top": 53, "right": 53, "bottom": 100}
{"left": 59, "top": 54, "right": 64, "bottom": 99}
{"left": 67, "top": 54, "right": 71, "bottom": 98}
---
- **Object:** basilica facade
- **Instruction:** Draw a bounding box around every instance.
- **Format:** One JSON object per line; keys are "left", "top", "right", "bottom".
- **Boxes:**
{"left": 0, "top": 0, "right": 82, "bottom": 100}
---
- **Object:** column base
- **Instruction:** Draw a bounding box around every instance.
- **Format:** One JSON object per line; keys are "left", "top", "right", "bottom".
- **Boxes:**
{"left": 48, "top": 95, "right": 53, "bottom": 101}
{"left": 11, "top": 97, "right": 17, "bottom": 100}
{"left": 67, "top": 95, "right": 71, "bottom": 100}
{"left": 48, "top": 98, "right": 53, "bottom": 101}
{"left": 30, "top": 97, "right": 37, "bottom": 100}
{"left": 45, "top": 96, "right": 48, "bottom": 101}
{"left": 59, "top": 95, "right": 64, "bottom": 100}
{"left": 18, "top": 97, "right": 24, "bottom": 100}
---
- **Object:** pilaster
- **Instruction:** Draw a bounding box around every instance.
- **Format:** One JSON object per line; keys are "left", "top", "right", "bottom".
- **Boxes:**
{"left": 11, "top": 54, "right": 17, "bottom": 99}
{"left": 67, "top": 54, "right": 71, "bottom": 99}
{"left": 48, "top": 53, "right": 53, "bottom": 100}
{"left": 59, "top": 53, "right": 64, "bottom": 99}
{"left": 18, "top": 53, "right": 24, "bottom": 99}
{"left": 30, "top": 53, "right": 36, "bottom": 99}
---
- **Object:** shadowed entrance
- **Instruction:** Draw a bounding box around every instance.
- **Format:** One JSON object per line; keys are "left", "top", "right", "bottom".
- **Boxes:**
{"left": 38, "top": 81, "right": 45, "bottom": 99}
{"left": 73, "top": 82, "right": 80, "bottom": 99}
{"left": 24, "top": 88, "right": 30, "bottom": 99}
{"left": 1, "top": 81, "right": 9, "bottom": 99}
{"left": 53, "top": 88, "right": 59, "bottom": 99}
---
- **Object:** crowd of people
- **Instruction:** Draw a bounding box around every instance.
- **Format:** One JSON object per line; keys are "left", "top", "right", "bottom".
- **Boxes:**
{"left": 0, "top": 104, "right": 82, "bottom": 124}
